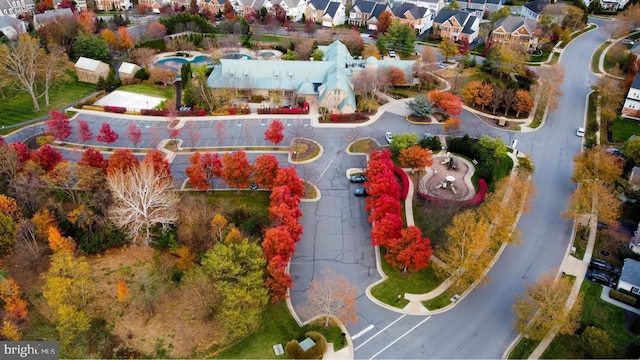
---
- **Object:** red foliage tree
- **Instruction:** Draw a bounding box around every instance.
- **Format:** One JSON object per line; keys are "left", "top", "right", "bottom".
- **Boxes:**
{"left": 428, "top": 90, "right": 463, "bottom": 117}
{"left": 273, "top": 168, "right": 304, "bottom": 198}
{"left": 75, "top": 120, "right": 93, "bottom": 146}
{"left": 142, "top": 150, "right": 171, "bottom": 177}
{"left": 126, "top": 122, "right": 142, "bottom": 148}
{"left": 388, "top": 67, "right": 407, "bottom": 86}
{"left": 10, "top": 142, "right": 31, "bottom": 164}
{"left": 366, "top": 173, "right": 401, "bottom": 199}
{"left": 147, "top": 21, "right": 167, "bottom": 38}
{"left": 107, "top": 149, "right": 139, "bottom": 175}
{"left": 264, "top": 120, "right": 285, "bottom": 145}
{"left": 272, "top": 4, "right": 286, "bottom": 23}
{"left": 78, "top": 147, "right": 107, "bottom": 170}
{"left": 186, "top": 152, "right": 208, "bottom": 190}
{"left": 384, "top": 226, "right": 433, "bottom": 273}
{"left": 262, "top": 225, "right": 296, "bottom": 261}
{"left": 252, "top": 154, "right": 280, "bottom": 189}
{"left": 377, "top": 10, "right": 393, "bottom": 34}
{"left": 370, "top": 214, "right": 403, "bottom": 246}
{"left": 30, "top": 145, "right": 62, "bottom": 172}
{"left": 270, "top": 185, "right": 302, "bottom": 211}
{"left": 168, "top": 128, "right": 181, "bottom": 142}
{"left": 366, "top": 194, "right": 402, "bottom": 223}
{"left": 221, "top": 151, "right": 253, "bottom": 189}
{"left": 96, "top": 123, "right": 119, "bottom": 145}
{"left": 45, "top": 110, "right": 72, "bottom": 143}
{"left": 264, "top": 255, "right": 293, "bottom": 303}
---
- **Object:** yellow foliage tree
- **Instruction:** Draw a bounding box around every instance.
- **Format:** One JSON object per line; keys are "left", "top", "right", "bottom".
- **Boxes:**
{"left": 47, "top": 226, "right": 76, "bottom": 253}
{"left": 0, "top": 195, "right": 18, "bottom": 216}
{"left": 224, "top": 226, "right": 244, "bottom": 244}
{"left": 210, "top": 213, "right": 228, "bottom": 243}
{"left": 175, "top": 246, "right": 196, "bottom": 271}
{"left": 56, "top": 303, "right": 91, "bottom": 349}
{"left": 1, "top": 319, "right": 21, "bottom": 341}
{"left": 32, "top": 208, "right": 58, "bottom": 242}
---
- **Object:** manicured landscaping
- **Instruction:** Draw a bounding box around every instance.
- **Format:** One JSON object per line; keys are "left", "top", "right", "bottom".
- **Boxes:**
{"left": 119, "top": 83, "right": 176, "bottom": 100}
{"left": 508, "top": 338, "right": 540, "bottom": 359}
{"left": 348, "top": 138, "right": 380, "bottom": 153}
{"left": 590, "top": 41, "right": 609, "bottom": 73}
{"left": 571, "top": 225, "right": 588, "bottom": 261}
{"left": 370, "top": 252, "right": 445, "bottom": 308}
{"left": 0, "top": 79, "right": 95, "bottom": 127}
{"left": 611, "top": 117, "right": 640, "bottom": 143}
{"left": 212, "top": 302, "right": 345, "bottom": 359}
{"left": 541, "top": 281, "right": 640, "bottom": 359}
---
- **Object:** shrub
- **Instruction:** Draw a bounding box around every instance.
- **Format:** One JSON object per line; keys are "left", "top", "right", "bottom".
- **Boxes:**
{"left": 393, "top": 166, "right": 410, "bottom": 200}
{"left": 419, "top": 136, "right": 441, "bottom": 152}
{"left": 284, "top": 332, "right": 328, "bottom": 359}
{"left": 609, "top": 289, "right": 638, "bottom": 307}
{"left": 580, "top": 326, "right": 614, "bottom": 358}
{"left": 249, "top": 95, "right": 266, "bottom": 103}
{"left": 103, "top": 105, "right": 127, "bottom": 113}
{"left": 134, "top": 67, "right": 150, "bottom": 81}
{"left": 330, "top": 113, "right": 368, "bottom": 122}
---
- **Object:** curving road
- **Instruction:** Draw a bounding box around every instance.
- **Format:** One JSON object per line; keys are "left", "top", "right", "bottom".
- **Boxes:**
{"left": 289, "top": 18, "right": 609, "bottom": 359}
{"left": 3, "top": 18, "right": 608, "bottom": 358}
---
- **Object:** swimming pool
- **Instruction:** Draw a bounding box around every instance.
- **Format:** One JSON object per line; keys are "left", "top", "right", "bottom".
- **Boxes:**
{"left": 155, "top": 55, "right": 213, "bottom": 72}
{"left": 222, "top": 53, "right": 253, "bottom": 60}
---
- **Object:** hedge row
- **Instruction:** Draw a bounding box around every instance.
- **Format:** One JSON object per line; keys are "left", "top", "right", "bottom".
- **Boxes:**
{"left": 258, "top": 107, "right": 309, "bottom": 115}
{"left": 140, "top": 109, "right": 208, "bottom": 116}
{"left": 610, "top": 289, "right": 639, "bottom": 307}
{"left": 330, "top": 112, "right": 369, "bottom": 123}
{"left": 393, "top": 166, "right": 410, "bottom": 200}
{"left": 103, "top": 105, "right": 127, "bottom": 113}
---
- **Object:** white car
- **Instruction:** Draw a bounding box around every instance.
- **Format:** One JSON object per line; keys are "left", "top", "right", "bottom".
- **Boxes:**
{"left": 385, "top": 132, "right": 393, "bottom": 144}
{"left": 622, "top": 39, "right": 635, "bottom": 46}
{"left": 388, "top": 50, "right": 396, "bottom": 58}
{"left": 576, "top": 127, "right": 585, "bottom": 137}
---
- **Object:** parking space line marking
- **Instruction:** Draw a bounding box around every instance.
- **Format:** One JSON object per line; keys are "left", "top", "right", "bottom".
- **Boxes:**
{"left": 368, "top": 316, "right": 431, "bottom": 360}
{"left": 354, "top": 314, "right": 406, "bottom": 351}
{"left": 352, "top": 325, "right": 375, "bottom": 340}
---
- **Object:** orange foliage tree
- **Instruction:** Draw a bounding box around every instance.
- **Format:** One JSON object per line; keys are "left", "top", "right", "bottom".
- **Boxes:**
{"left": 0, "top": 277, "right": 28, "bottom": 322}
{"left": 48, "top": 226, "right": 75, "bottom": 253}
{"left": 443, "top": 117, "right": 462, "bottom": 133}
{"left": 221, "top": 151, "right": 253, "bottom": 190}
{"left": 385, "top": 226, "right": 433, "bottom": 273}
{"left": 116, "top": 279, "right": 130, "bottom": 303}
{"left": 399, "top": 145, "right": 433, "bottom": 175}
{"left": 428, "top": 90, "right": 463, "bottom": 116}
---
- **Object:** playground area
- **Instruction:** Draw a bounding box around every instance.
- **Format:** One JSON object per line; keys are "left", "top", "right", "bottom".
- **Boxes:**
{"left": 419, "top": 153, "right": 476, "bottom": 201}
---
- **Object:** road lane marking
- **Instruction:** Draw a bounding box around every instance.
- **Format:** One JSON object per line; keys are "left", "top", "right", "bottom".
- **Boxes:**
{"left": 368, "top": 316, "right": 432, "bottom": 360}
{"left": 352, "top": 324, "right": 375, "bottom": 340}
{"left": 354, "top": 314, "right": 406, "bottom": 351}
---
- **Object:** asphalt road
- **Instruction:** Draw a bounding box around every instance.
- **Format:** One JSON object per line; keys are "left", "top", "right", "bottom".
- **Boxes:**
{"left": 3, "top": 18, "right": 609, "bottom": 358}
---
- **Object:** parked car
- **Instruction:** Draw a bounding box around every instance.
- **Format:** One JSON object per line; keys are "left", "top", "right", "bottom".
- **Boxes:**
{"left": 589, "top": 258, "right": 621, "bottom": 276}
{"left": 385, "top": 132, "right": 393, "bottom": 144}
{"left": 350, "top": 174, "right": 368, "bottom": 183}
{"left": 605, "top": 147, "right": 623, "bottom": 156}
{"left": 389, "top": 50, "right": 396, "bottom": 58}
{"left": 354, "top": 188, "right": 368, "bottom": 197}
{"left": 250, "top": 183, "right": 259, "bottom": 190}
{"left": 576, "top": 127, "right": 585, "bottom": 137}
{"left": 622, "top": 39, "right": 635, "bottom": 46}
{"left": 424, "top": 133, "right": 434, "bottom": 139}
{"left": 586, "top": 268, "right": 618, "bottom": 287}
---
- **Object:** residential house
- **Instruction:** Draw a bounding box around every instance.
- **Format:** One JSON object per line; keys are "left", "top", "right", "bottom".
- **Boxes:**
{"left": 207, "top": 40, "right": 416, "bottom": 113}
{"left": 433, "top": 9, "right": 480, "bottom": 43}
{"left": 75, "top": 57, "right": 110, "bottom": 84}
{"left": 321, "top": 1, "right": 345, "bottom": 27}
{"left": 617, "top": 258, "right": 640, "bottom": 295}
{"left": 93, "top": 0, "right": 132, "bottom": 10}
{"left": 490, "top": 16, "right": 538, "bottom": 51}
{"left": 391, "top": 3, "right": 434, "bottom": 35}
{"left": 622, "top": 73, "right": 640, "bottom": 119}
{"left": 630, "top": 166, "right": 640, "bottom": 191}
{"left": 394, "top": 0, "right": 444, "bottom": 14}
{"left": 521, "top": 0, "right": 548, "bottom": 21}
{"left": 118, "top": 62, "right": 141, "bottom": 82}
{"left": 0, "top": 0, "right": 34, "bottom": 17}
{"left": 33, "top": 8, "right": 74, "bottom": 29}
{"left": 600, "top": 0, "right": 628, "bottom": 10}
{"left": 52, "top": 0, "right": 88, "bottom": 11}
{"left": 631, "top": 43, "right": 640, "bottom": 61}
{"left": 199, "top": 0, "right": 226, "bottom": 15}
{"left": 348, "top": 0, "right": 378, "bottom": 28}
{"left": 365, "top": 3, "right": 389, "bottom": 31}
{"left": 0, "top": 16, "right": 27, "bottom": 40}
{"left": 457, "top": 0, "right": 504, "bottom": 16}
{"left": 267, "top": 0, "right": 306, "bottom": 21}
{"left": 304, "top": 0, "right": 331, "bottom": 23}
{"left": 630, "top": 220, "right": 640, "bottom": 255}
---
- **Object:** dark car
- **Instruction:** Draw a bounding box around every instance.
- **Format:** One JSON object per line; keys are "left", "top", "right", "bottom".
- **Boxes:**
{"left": 250, "top": 183, "right": 259, "bottom": 190}
{"left": 350, "top": 174, "right": 368, "bottom": 183}
{"left": 589, "top": 258, "right": 621, "bottom": 276}
{"left": 586, "top": 268, "right": 617, "bottom": 287}
{"left": 354, "top": 188, "right": 368, "bottom": 197}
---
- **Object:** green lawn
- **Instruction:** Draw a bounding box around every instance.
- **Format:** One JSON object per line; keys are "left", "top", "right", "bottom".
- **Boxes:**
{"left": 508, "top": 338, "right": 540, "bottom": 359}
{"left": 542, "top": 281, "right": 640, "bottom": 359}
{"left": 119, "top": 83, "right": 175, "bottom": 100}
{"left": 603, "top": 43, "right": 628, "bottom": 72}
{"left": 611, "top": 117, "right": 640, "bottom": 143}
{"left": 212, "top": 302, "right": 345, "bottom": 359}
{"left": 256, "top": 35, "right": 283, "bottom": 42}
{"left": 590, "top": 41, "right": 608, "bottom": 73}
{"left": 370, "top": 251, "right": 445, "bottom": 308}
{"left": 0, "top": 79, "right": 95, "bottom": 127}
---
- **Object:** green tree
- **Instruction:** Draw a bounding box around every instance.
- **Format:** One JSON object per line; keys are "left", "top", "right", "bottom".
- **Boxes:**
{"left": 486, "top": 44, "right": 526, "bottom": 78}
{"left": 478, "top": 135, "right": 508, "bottom": 160}
{"left": 490, "top": 6, "right": 511, "bottom": 26}
{"left": 389, "top": 132, "right": 419, "bottom": 155}
{"left": 200, "top": 239, "right": 268, "bottom": 342}
{"left": 438, "top": 38, "right": 459, "bottom": 61}
{"left": 73, "top": 35, "right": 109, "bottom": 61}
{"left": 0, "top": 212, "right": 16, "bottom": 256}
{"left": 444, "top": 0, "right": 459, "bottom": 9}
{"left": 379, "top": 20, "right": 416, "bottom": 57}
{"left": 406, "top": 94, "right": 434, "bottom": 119}
{"left": 623, "top": 137, "right": 640, "bottom": 164}
{"left": 180, "top": 62, "right": 192, "bottom": 89}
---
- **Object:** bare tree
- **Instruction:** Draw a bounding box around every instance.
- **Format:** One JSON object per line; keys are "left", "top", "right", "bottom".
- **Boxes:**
{"left": 0, "top": 34, "right": 47, "bottom": 111}
{"left": 302, "top": 268, "right": 358, "bottom": 326}
{"left": 107, "top": 162, "right": 179, "bottom": 246}
{"left": 130, "top": 48, "right": 158, "bottom": 68}
{"left": 294, "top": 39, "right": 314, "bottom": 60}
{"left": 532, "top": 64, "right": 565, "bottom": 113}
{"left": 39, "top": 45, "right": 72, "bottom": 107}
